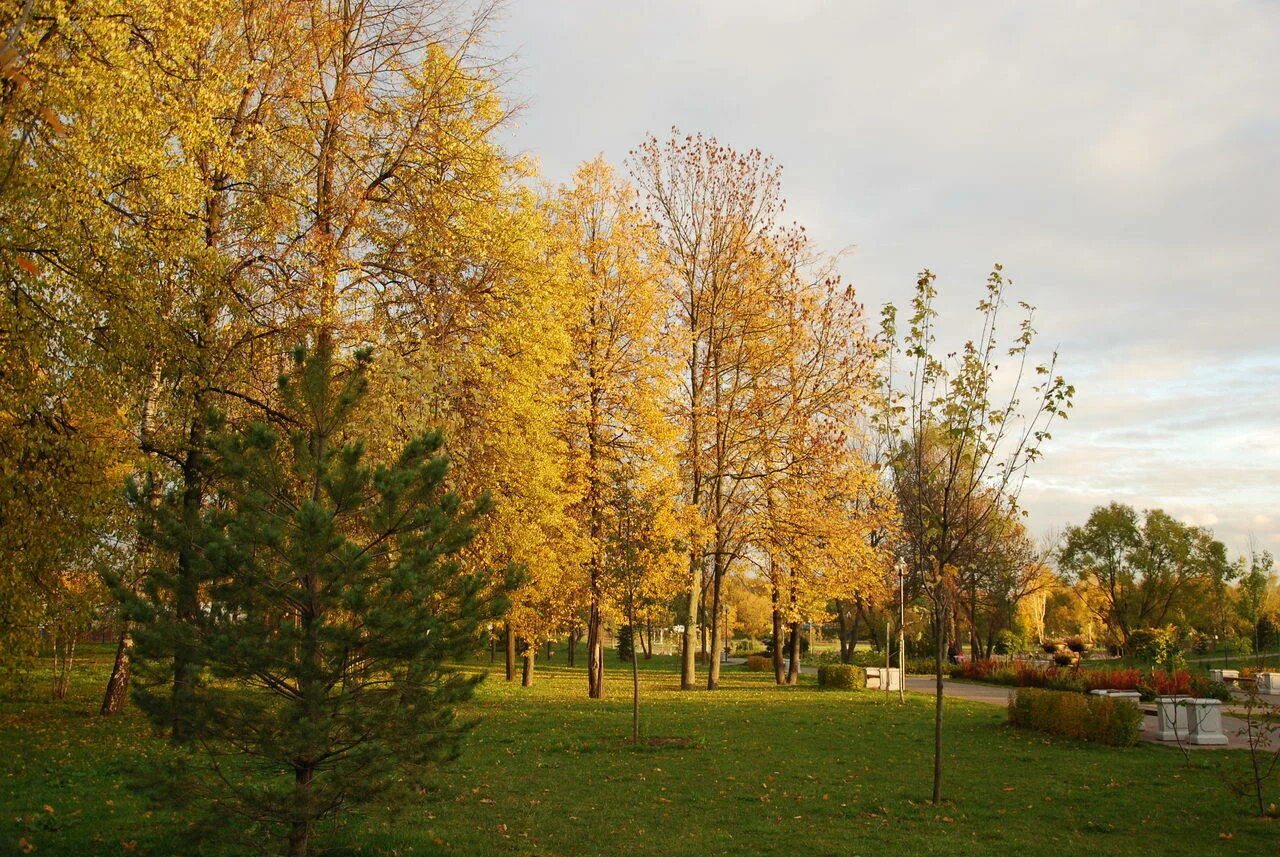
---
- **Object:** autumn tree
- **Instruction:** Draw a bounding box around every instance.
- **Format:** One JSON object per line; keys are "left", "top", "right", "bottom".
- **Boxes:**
{"left": 629, "top": 129, "right": 787, "bottom": 690}
{"left": 608, "top": 475, "right": 685, "bottom": 740}
{"left": 882, "top": 266, "right": 1073, "bottom": 804}
{"left": 747, "top": 232, "right": 891, "bottom": 685}
{"left": 953, "top": 504, "right": 1054, "bottom": 659}
{"left": 550, "top": 155, "right": 677, "bottom": 698}
{"left": 1237, "top": 547, "right": 1275, "bottom": 652}
{"left": 1059, "top": 502, "right": 1230, "bottom": 653}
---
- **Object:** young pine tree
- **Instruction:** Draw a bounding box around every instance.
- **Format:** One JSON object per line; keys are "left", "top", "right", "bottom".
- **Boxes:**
{"left": 126, "top": 346, "right": 515, "bottom": 857}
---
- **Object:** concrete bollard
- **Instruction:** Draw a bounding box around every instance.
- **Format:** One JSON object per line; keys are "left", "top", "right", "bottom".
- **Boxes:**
{"left": 1183, "top": 698, "right": 1228, "bottom": 745}
{"left": 1156, "top": 695, "right": 1192, "bottom": 741}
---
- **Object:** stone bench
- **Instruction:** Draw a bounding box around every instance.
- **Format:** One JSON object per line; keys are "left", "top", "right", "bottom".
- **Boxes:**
{"left": 1155, "top": 696, "right": 1228, "bottom": 744}
{"left": 1208, "top": 669, "right": 1240, "bottom": 684}
{"left": 1257, "top": 672, "right": 1280, "bottom": 695}
{"left": 865, "top": 667, "right": 901, "bottom": 691}
{"left": 1183, "top": 698, "right": 1228, "bottom": 745}
{"left": 1089, "top": 689, "right": 1140, "bottom": 702}
{"left": 1155, "top": 695, "right": 1192, "bottom": 741}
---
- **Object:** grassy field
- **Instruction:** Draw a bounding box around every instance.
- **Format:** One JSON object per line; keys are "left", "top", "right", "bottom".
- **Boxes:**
{"left": 2, "top": 648, "right": 1275, "bottom": 856}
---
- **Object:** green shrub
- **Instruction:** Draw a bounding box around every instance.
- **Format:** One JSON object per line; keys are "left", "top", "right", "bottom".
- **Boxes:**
{"left": 1084, "top": 696, "right": 1144, "bottom": 747}
{"left": 745, "top": 654, "right": 771, "bottom": 672}
{"left": 994, "top": 629, "right": 1026, "bottom": 655}
{"left": 817, "top": 664, "right": 866, "bottom": 689}
{"left": 1008, "top": 688, "right": 1142, "bottom": 747}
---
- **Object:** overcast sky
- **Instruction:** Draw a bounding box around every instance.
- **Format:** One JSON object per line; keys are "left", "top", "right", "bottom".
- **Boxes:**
{"left": 483, "top": 0, "right": 1280, "bottom": 556}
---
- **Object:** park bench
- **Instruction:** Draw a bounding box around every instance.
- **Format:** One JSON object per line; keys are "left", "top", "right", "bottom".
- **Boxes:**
{"left": 1154, "top": 695, "right": 1228, "bottom": 745}
{"left": 865, "top": 667, "right": 901, "bottom": 691}
{"left": 1257, "top": 672, "right": 1280, "bottom": 695}
{"left": 1208, "top": 669, "right": 1240, "bottom": 684}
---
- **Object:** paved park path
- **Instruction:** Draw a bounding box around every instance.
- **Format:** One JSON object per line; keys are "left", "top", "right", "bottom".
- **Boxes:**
{"left": 728, "top": 660, "right": 1256, "bottom": 751}
{"left": 907, "top": 674, "right": 1257, "bottom": 751}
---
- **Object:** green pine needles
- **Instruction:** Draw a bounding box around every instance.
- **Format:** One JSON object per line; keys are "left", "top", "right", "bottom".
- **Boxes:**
{"left": 124, "top": 346, "right": 516, "bottom": 857}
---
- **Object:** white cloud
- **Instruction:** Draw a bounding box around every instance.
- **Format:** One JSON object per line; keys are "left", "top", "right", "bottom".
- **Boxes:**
{"left": 484, "top": 0, "right": 1280, "bottom": 555}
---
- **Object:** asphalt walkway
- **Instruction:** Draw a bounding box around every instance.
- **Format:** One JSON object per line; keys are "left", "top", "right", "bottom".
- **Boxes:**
{"left": 908, "top": 674, "right": 1256, "bottom": 750}
{"left": 727, "top": 659, "right": 1257, "bottom": 750}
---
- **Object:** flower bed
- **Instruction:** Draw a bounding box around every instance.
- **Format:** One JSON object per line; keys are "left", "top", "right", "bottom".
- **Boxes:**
{"left": 951, "top": 660, "right": 1229, "bottom": 701}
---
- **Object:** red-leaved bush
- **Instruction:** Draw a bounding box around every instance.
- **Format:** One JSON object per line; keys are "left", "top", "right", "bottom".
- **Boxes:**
{"left": 1150, "top": 669, "right": 1194, "bottom": 695}
{"left": 1081, "top": 668, "right": 1143, "bottom": 692}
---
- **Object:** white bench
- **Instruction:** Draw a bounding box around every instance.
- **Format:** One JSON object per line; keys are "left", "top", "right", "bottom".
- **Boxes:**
{"left": 1156, "top": 695, "right": 1192, "bottom": 741}
{"left": 1183, "top": 698, "right": 1228, "bottom": 745}
{"left": 865, "top": 667, "right": 901, "bottom": 691}
{"left": 1208, "top": 669, "right": 1240, "bottom": 684}
{"left": 1257, "top": 672, "right": 1280, "bottom": 695}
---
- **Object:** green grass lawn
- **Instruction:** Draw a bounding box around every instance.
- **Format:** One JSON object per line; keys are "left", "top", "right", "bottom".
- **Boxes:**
{"left": 2, "top": 649, "right": 1275, "bottom": 856}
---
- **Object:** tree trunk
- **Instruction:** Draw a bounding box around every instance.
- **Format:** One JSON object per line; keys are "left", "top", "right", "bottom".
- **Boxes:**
{"left": 707, "top": 554, "right": 725, "bottom": 689}
{"left": 521, "top": 647, "right": 534, "bottom": 687}
{"left": 171, "top": 416, "right": 206, "bottom": 743}
{"left": 288, "top": 766, "right": 314, "bottom": 857}
{"left": 699, "top": 579, "right": 708, "bottom": 658}
{"left": 836, "top": 599, "right": 850, "bottom": 663}
{"left": 629, "top": 597, "right": 641, "bottom": 743}
{"left": 642, "top": 617, "right": 653, "bottom": 659}
{"left": 850, "top": 600, "right": 864, "bottom": 661}
{"left": 51, "top": 632, "right": 75, "bottom": 700}
{"left": 104, "top": 361, "right": 162, "bottom": 716}
{"left": 100, "top": 627, "right": 132, "bottom": 714}
{"left": 568, "top": 626, "right": 580, "bottom": 667}
{"left": 786, "top": 563, "right": 800, "bottom": 685}
{"left": 587, "top": 598, "right": 604, "bottom": 698}
{"left": 771, "top": 584, "right": 786, "bottom": 685}
{"left": 932, "top": 598, "right": 946, "bottom": 804}
{"left": 786, "top": 622, "right": 801, "bottom": 685}
{"left": 679, "top": 553, "right": 699, "bottom": 689}
{"left": 504, "top": 623, "right": 516, "bottom": 681}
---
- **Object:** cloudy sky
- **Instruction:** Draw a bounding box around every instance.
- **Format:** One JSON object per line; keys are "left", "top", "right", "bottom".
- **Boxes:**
{"left": 483, "top": 0, "right": 1280, "bottom": 555}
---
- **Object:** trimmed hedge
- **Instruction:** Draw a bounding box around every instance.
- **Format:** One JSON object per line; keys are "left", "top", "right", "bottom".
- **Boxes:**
{"left": 745, "top": 654, "right": 771, "bottom": 672}
{"left": 817, "top": 664, "right": 866, "bottom": 689}
{"left": 1008, "top": 687, "right": 1142, "bottom": 747}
